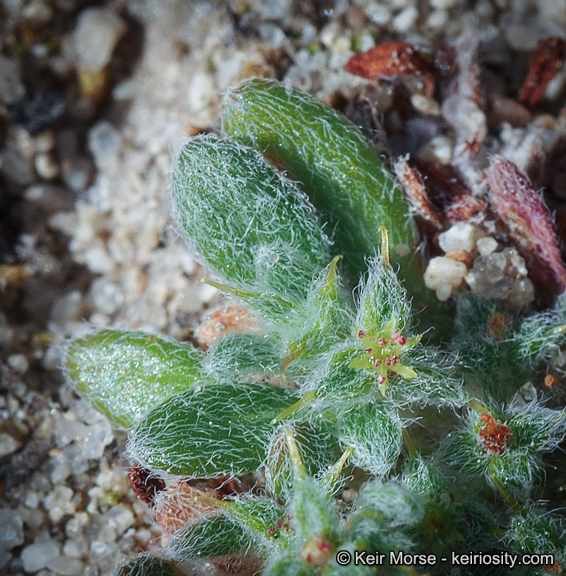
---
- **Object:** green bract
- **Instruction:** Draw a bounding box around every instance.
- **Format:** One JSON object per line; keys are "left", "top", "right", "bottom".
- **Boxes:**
{"left": 65, "top": 78, "right": 566, "bottom": 576}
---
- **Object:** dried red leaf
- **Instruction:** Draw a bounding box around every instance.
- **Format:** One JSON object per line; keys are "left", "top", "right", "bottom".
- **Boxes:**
{"left": 393, "top": 157, "right": 443, "bottom": 229}
{"left": 519, "top": 37, "right": 566, "bottom": 108}
{"left": 488, "top": 158, "right": 566, "bottom": 295}
{"left": 345, "top": 42, "right": 434, "bottom": 95}
{"left": 128, "top": 464, "right": 166, "bottom": 508}
{"left": 414, "top": 160, "right": 487, "bottom": 223}
{"left": 155, "top": 480, "right": 221, "bottom": 534}
{"left": 479, "top": 414, "right": 512, "bottom": 455}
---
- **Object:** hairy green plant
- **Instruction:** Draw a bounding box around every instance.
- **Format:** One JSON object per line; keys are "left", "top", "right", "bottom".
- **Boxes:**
{"left": 65, "top": 79, "right": 566, "bottom": 576}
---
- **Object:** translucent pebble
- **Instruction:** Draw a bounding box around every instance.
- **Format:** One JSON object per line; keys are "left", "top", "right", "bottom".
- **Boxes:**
{"left": 82, "top": 244, "right": 115, "bottom": 274}
{"left": 439, "top": 223, "right": 481, "bottom": 253}
{"left": 259, "top": 24, "right": 287, "bottom": 49}
{"left": 88, "top": 121, "right": 123, "bottom": 169}
{"left": 43, "top": 485, "right": 75, "bottom": 523}
{"left": 24, "top": 491, "right": 40, "bottom": 509}
{"left": 392, "top": 6, "right": 418, "bottom": 33}
{"left": 7, "top": 354, "right": 28, "bottom": 375}
{"left": 506, "top": 248, "right": 528, "bottom": 276}
{"left": 366, "top": 2, "right": 391, "bottom": 24}
{"left": 63, "top": 537, "right": 88, "bottom": 558}
{"left": 476, "top": 237, "right": 498, "bottom": 256}
{"left": 65, "top": 513, "right": 89, "bottom": 539}
{"left": 508, "top": 278, "right": 535, "bottom": 308}
{"left": 104, "top": 504, "right": 134, "bottom": 533}
{"left": 424, "top": 256, "right": 467, "bottom": 300}
{"left": 0, "top": 508, "right": 24, "bottom": 550}
{"left": 73, "top": 7, "right": 126, "bottom": 71}
{"left": 426, "top": 8, "right": 448, "bottom": 29}
{"left": 35, "top": 153, "right": 59, "bottom": 180}
{"left": 82, "top": 420, "right": 113, "bottom": 459}
{"left": 46, "top": 556, "right": 85, "bottom": 576}
{"left": 18, "top": 505, "right": 45, "bottom": 530}
{"left": 55, "top": 415, "right": 87, "bottom": 448}
{"left": 0, "top": 433, "right": 22, "bottom": 457}
{"left": 89, "top": 278, "right": 123, "bottom": 314}
{"left": 260, "top": 0, "right": 292, "bottom": 19}
{"left": 21, "top": 539, "right": 60, "bottom": 572}
{"left": 90, "top": 540, "right": 119, "bottom": 573}
{"left": 188, "top": 72, "right": 215, "bottom": 114}
{"left": 50, "top": 454, "right": 71, "bottom": 484}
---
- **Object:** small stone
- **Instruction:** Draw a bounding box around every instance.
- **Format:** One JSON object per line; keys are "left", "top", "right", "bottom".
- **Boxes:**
{"left": 0, "top": 433, "right": 21, "bottom": 457}
{"left": 426, "top": 8, "right": 449, "bottom": 28}
{"left": 104, "top": 504, "right": 134, "bottom": 533}
{"left": 82, "top": 420, "right": 113, "bottom": 459}
{"left": 73, "top": 7, "right": 126, "bottom": 71}
{"left": 188, "top": 72, "right": 215, "bottom": 114}
{"left": 63, "top": 538, "right": 88, "bottom": 558}
{"left": 260, "top": 0, "right": 292, "bottom": 19}
{"left": 424, "top": 256, "right": 467, "bottom": 300}
{"left": 21, "top": 539, "right": 60, "bottom": 572}
{"left": 89, "top": 278, "right": 123, "bottom": 314}
{"left": 476, "top": 237, "right": 498, "bottom": 256}
{"left": 7, "top": 354, "right": 28, "bottom": 375}
{"left": 366, "top": 2, "right": 391, "bottom": 25}
{"left": 0, "top": 509, "right": 24, "bottom": 550}
{"left": 61, "top": 156, "right": 94, "bottom": 192}
{"left": 35, "top": 153, "right": 59, "bottom": 180}
{"left": 411, "top": 94, "right": 441, "bottom": 116}
{"left": 439, "top": 222, "right": 482, "bottom": 253}
{"left": 88, "top": 121, "right": 123, "bottom": 169}
{"left": 392, "top": 6, "right": 418, "bottom": 33}
{"left": 24, "top": 491, "right": 40, "bottom": 509}
{"left": 43, "top": 485, "right": 75, "bottom": 523}
{"left": 46, "top": 556, "right": 84, "bottom": 576}
{"left": 259, "top": 24, "right": 287, "bottom": 49}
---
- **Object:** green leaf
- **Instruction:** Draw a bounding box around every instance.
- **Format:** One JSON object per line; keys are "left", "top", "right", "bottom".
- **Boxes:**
{"left": 169, "top": 514, "right": 251, "bottom": 559}
{"left": 129, "top": 382, "right": 298, "bottom": 476}
{"left": 222, "top": 79, "right": 417, "bottom": 283}
{"left": 113, "top": 556, "right": 179, "bottom": 576}
{"left": 170, "top": 134, "right": 331, "bottom": 322}
{"left": 65, "top": 330, "right": 208, "bottom": 428}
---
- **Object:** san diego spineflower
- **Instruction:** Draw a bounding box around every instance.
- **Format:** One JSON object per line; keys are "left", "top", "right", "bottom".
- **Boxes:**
{"left": 350, "top": 317, "right": 421, "bottom": 395}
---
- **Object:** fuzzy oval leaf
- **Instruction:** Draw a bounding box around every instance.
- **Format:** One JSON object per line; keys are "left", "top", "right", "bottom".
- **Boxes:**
{"left": 169, "top": 514, "right": 251, "bottom": 560}
{"left": 129, "top": 382, "right": 298, "bottom": 477}
{"left": 221, "top": 79, "right": 418, "bottom": 284}
{"left": 113, "top": 555, "right": 178, "bottom": 576}
{"left": 65, "top": 330, "right": 207, "bottom": 428}
{"left": 170, "top": 135, "right": 331, "bottom": 320}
